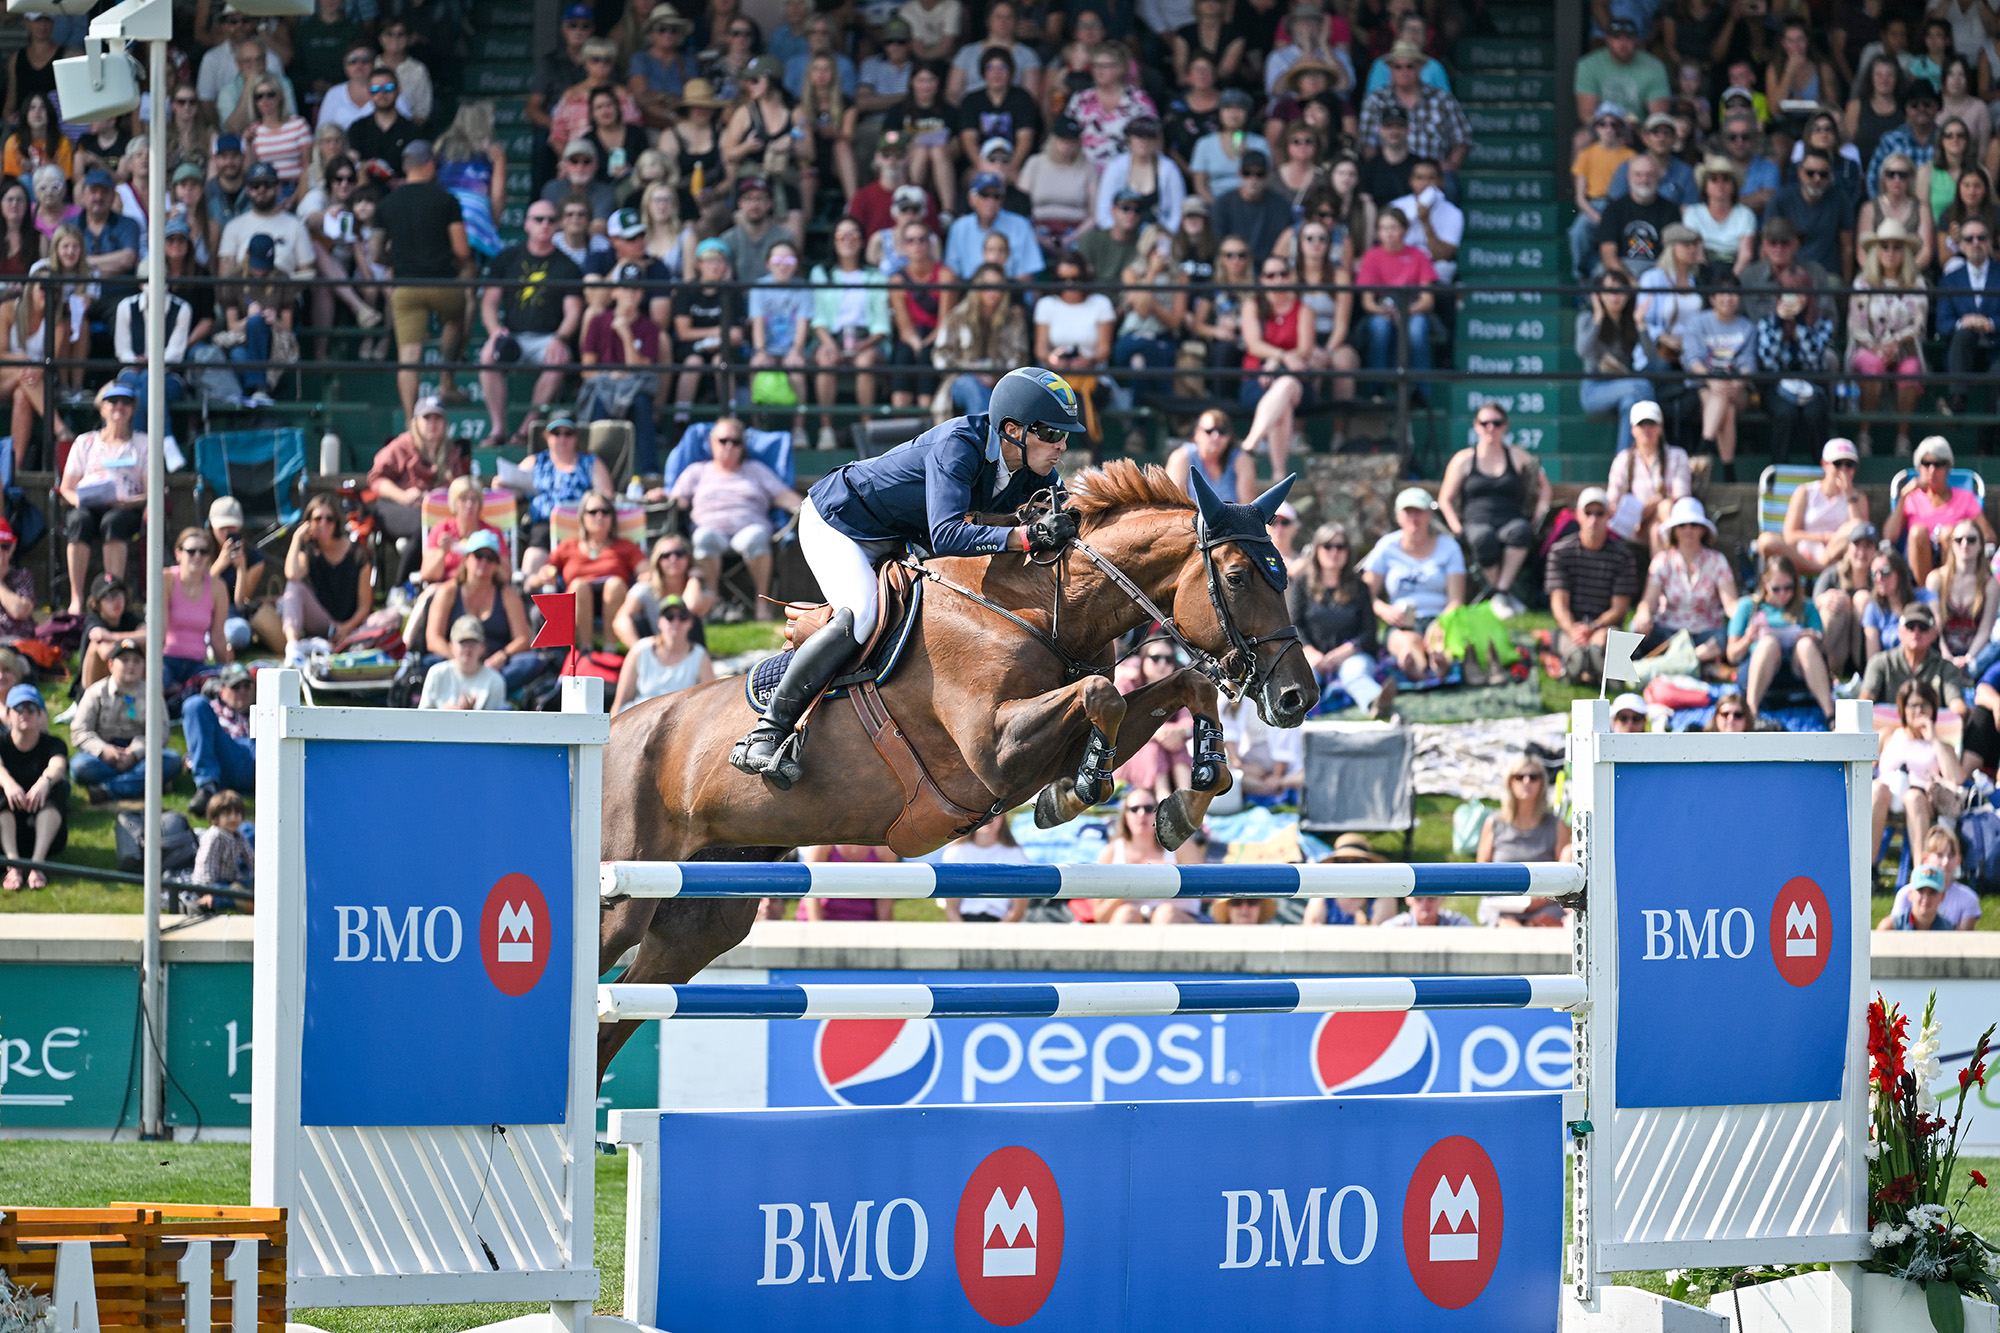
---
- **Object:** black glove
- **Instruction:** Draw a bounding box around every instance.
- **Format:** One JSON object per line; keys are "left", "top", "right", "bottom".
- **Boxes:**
{"left": 1024, "top": 506, "right": 1079, "bottom": 553}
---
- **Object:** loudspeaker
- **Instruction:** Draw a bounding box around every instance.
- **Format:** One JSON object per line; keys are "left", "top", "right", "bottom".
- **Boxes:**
{"left": 52, "top": 40, "right": 141, "bottom": 121}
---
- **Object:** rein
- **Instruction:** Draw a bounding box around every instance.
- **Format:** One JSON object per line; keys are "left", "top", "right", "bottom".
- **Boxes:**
{"left": 906, "top": 503, "right": 1302, "bottom": 703}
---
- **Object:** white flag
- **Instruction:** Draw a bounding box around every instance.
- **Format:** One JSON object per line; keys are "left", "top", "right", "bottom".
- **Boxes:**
{"left": 1601, "top": 629, "right": 1643, "bottom": 688}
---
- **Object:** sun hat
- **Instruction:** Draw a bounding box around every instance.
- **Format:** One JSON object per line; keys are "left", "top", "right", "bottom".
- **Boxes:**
{"left": 1321, "top": 832, "right": 1386, "bottom": 863}
{"left": 676, "top": 77, "right": 724, "bottom": 108}
{"left": 1663, "top": 495, "right": 1715, "bottom": 535}
{"left": 1861, "top": 216, "right": 1916, "bottom": 251}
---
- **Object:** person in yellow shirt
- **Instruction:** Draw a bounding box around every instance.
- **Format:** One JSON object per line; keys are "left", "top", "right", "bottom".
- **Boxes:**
{"left": 1571, "top": 105, "right": 1637, "bottom": 278}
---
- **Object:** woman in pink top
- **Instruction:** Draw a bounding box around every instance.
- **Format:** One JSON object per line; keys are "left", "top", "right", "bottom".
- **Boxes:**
{"left": 666, "top": 421, "right": 803, "bottom": 619}
{"left": 1870, "top": 677, "right": 1965, "bottom": 870}
{"left": 791, "top": 844, "right": 896, "bottom": 921}
{"left": 162, "top": 526, "right": 231, "bottom": 690}
{"left": 1356, "top": 209, "right": 1438, "bottom": 405}
{"left": 1885, "top": 435, "right": 1995, "bottom": 583}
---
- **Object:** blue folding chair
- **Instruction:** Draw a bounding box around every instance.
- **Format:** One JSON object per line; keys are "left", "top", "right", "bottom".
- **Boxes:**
{"left": 661, "top": 422, "right": 797, "bottom": 532}
{"left": 192, "top": 428, "right": 308, "bottom": 537}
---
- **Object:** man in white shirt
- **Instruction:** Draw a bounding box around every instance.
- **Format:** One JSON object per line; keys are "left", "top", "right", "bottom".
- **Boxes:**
{"left": 420, "top": 616, "right": 510, "bottom": 710}
{"left": 216, "top": 164, "right": 316, "bottom": 278}
{"left": 197, "top": 12, "right": 284, "bottom": 103}
{"left": 1388, "top": 155, "right": 1463, "bottom": 281}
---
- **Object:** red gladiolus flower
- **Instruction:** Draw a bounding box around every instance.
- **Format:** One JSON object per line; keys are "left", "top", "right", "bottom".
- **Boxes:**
{"left": 1972, "top": 1171, "right": 1988, "bottom": 1189}
{"left": 1877, "top": 1174, "right": 1919, "bottom": 1205}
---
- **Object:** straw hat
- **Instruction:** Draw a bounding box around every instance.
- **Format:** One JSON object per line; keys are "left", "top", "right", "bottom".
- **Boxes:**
{"left": 1320, "top": 833, "right": 1386, "bottom": 864}
{"left": 1281, "top": 59, "right": 1341, "bottom": 93}
{"left": 1861, "top": 216, "right": 1916, "bottom": 252}
{"left": 676, "top": 78, "right": 724, "bottom": 109}
{"left": 1694, "top": 155, "right": 1742, "bottom": 188}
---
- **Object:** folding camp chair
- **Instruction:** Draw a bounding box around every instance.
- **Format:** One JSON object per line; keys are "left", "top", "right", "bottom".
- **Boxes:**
{"left": 421, "top": 488, "right": 523, "bottom": 570}
{"left": 1888, "top": 466, "right": 1988, "bottom": 507}
{"left": 192, "top": 428, "right": 308, "bottom": 542}
{"left": 659, "top": 422, "right": 800, "bottom": 613}
{"left": 1757, "top": 463, "right": 1823, "bottom": 541}
{"left": 547, "top": 500, "right": 647, "bottom": 549}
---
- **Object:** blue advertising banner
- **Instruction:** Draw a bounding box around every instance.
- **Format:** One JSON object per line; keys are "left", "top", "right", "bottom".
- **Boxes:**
{"left": 300, "top": 741, "right": 575, "bottom": 1126}
{"left": 1613, "top": 762, "right": 1850, "bottom": 1108}
{"left": 647, "top": 1093, "right": 1562, "bottom": 1332}
{"left": 765, "top": 970, "right": 1575, "bottom": 1108}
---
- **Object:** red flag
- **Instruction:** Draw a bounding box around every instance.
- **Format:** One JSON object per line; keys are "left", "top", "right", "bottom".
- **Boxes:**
{"left": 531, "top": 593, "right": 576, "bottom": 650}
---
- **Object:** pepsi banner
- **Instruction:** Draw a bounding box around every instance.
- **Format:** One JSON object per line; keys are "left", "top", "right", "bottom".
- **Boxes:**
{"left": 299, "top": 741, "right": 576, "bottom": 1126}
{"left": 765, "top": 970, "right": 1574, "bottom": 1108}
{"left": 1612, "top": 762, "right": 1851, "bottom": 1108}
{"left": 639, "top": 1092, "right": 1561, "bottom": 1332}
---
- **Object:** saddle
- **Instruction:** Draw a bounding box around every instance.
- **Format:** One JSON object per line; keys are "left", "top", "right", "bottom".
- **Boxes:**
{"left": 762, "top": 559, "right": 997, "bottom": 856}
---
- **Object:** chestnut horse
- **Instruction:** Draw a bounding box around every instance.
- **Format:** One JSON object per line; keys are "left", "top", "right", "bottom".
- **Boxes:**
{"left": 597, "top": 460, "right": 1316, "bottom": 1075}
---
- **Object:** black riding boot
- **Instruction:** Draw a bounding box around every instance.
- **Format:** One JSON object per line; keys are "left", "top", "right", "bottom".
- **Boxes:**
{"left": 729, "top": 609, "right": 861, "bottom": 789}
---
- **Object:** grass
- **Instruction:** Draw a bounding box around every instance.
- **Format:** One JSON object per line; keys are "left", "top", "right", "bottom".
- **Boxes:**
{"left": 4, "top": 1140, "right": 1991, "bottom": 1327}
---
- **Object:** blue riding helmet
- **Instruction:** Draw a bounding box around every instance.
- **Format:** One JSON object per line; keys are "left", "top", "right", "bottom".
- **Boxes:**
{"left": 985, "top": 367, "right": 1085, "bottom": 460}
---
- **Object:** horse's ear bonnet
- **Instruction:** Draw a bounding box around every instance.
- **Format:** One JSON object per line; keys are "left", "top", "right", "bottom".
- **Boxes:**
{"left": 1186, "top": 468, "right": 1295, "bottom": 592}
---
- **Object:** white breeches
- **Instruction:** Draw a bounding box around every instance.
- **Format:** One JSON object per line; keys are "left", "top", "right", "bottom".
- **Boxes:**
{"left": 798, "top": 499, "right": 882, "bottom": 642}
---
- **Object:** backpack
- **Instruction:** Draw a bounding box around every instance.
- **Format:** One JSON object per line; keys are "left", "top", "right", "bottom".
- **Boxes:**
{"left": 116, "top": 810, "right": 197, "bottom": 879}
{"left": 1955, "top": 804, "right": 2000, "bottom": 895}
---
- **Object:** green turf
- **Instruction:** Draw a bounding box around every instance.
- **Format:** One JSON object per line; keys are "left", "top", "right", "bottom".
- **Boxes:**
{"left": 5, "top": 1140, "right": 1990, "bottom": 1326}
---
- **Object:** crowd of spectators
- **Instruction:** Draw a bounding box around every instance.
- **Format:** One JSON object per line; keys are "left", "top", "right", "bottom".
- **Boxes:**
{"left": 1566, "top": 0, "right": 2000, "bottom": 471}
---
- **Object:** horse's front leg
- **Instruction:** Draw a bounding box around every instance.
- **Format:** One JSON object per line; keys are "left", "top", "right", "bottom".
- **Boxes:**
{"left": 1111, "top": 669, "right": 1230, "bottom": 850}
{"left": 987, "top": 675, "right": 1129, "bottom": 829}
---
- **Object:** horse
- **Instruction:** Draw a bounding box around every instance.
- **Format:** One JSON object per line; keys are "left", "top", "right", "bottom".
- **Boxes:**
{"left": 597, "top": 459, "right": 1316, "bottom": 1076}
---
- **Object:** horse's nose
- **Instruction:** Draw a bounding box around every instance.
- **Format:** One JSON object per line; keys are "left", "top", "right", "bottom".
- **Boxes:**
{"left": 1273, "top": 684, "right": 1309, "bottom": 720}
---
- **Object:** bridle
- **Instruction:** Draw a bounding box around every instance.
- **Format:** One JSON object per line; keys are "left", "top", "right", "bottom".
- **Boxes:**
{"left": 912, "top": 495, "right": 1303, "bottom": 704}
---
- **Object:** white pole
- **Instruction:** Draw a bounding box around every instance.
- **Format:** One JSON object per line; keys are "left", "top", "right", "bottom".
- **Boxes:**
{"left": 139, "top": 33, "right": 167, "bottom": 1141}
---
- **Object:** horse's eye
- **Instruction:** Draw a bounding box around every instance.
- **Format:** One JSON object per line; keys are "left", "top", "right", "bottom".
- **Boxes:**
{"left": 1227, "top": 572, "right": 1247, "bottom": 589}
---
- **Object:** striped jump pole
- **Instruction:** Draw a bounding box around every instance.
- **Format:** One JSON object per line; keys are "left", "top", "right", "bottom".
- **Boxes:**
{"left": 597, "top": 973, "right": 1588, "bottom": 1022}
{"left": 599, "top": 859, "right": 1583, "bottom": 902}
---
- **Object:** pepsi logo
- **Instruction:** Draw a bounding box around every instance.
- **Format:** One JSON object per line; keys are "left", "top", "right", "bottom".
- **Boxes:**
{"left": 1769, "top": 876, "right": 1832, "bottom": 988}
{"left": 479, "top": 873, "right": 551, "bottom": 997}
{"left": 954, "top": 1146, "right": 1063, "bottom": 1326}
{"left": 1401, "top": 1136, "right": 1503, "bottom": 1309}
{"left": 1311, "top": 1011, "right": 1439, "bottom": 1095}
{"left": 814, "top": 1019, "right": 942, "bottom": 1107}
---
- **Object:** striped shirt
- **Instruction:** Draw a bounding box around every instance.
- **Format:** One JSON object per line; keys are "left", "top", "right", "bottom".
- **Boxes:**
{"left": 1545, "top": 531, "right": 1638, "bottom": 622}
{"left": 246, "top": 116, "right": 313, "bottom": 182}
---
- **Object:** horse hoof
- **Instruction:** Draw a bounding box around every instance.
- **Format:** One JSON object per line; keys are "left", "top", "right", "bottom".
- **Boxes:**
{"left": 1034, "top": 782, "right": 1068, "bottom": 828}
{"left": 1156, "top": 793, "right": 1198, "bottom": 850}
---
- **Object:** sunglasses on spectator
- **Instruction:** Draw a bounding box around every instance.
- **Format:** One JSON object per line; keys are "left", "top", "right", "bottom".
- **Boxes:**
{"left": 249, "top": 178, "right": 278, "bottom": 188}
{"left": 659, "top": 548, "right": 690, "bottom": 559}
{"left": 1884, "top": 168, "right": 1911, "bottom": 178}
{"left": 549, "top": 427, "right": 578, "bottom": 437}
{"left": 1511, "top": 772, "right": 1542, "bottom": 784}
{"left": 346, "top": 53, "right": 372, "bottom": 64}
{"left": 369, "top": 82, "right": 397, "bottom": 93}
{"left": 1715, "top": 707, "right": 1747, "bottom": 719}
{"left": 713, "top": 434, "right": 744, "bottom": 444}
{"left": 180, "top": 543, "right": 214, "bottom": 556}
{"left": 582, "top": 505, "right": 612, "bottom": 516}
{"left": 1724, "top": 132, "right": 1752, "bottom": 140}
{"left": 469, "top": 548, "right": 499, "bottom": 562}
{"left": 527, "top": 211, "right": 555, "bottom": 223}
{"left": 661, "top": 609, "right": 692, "bottom": 623}
{"left": 173, "top": 96, "right": 197, "bottom": 106}
{"left": 1956, "top": 534, "right": 1983, "bottom": 544}
{"left": 256, "top": 90, "right": 281, "bottom": 99}
{"left": 586, "top": 55, "right": 612, "bottom": 64}
{"left": 1262, "top": 266, "right": 1289, "bottom": 277}
{"left": 1475, "top": 416, "right": 1506, "bottom": 428}
{"left": 1873, "top": 566, "right": 1897, "bottom": 578}
{"left": 1800, "top": 167, "right": 1829, "bottom": 178}
{"left": 1921, "top": 459, "right": 1948, "bottom": 468}
{"left": 332, "top": 171, "right": 356, "bottom": 183}
{"left": 1197, "top": 422, "right": 1227, "bottom": 434}
{"left": 1831, "top": 458, "right": 1856, "bottom": 469}
{"left": 1319, "top": 539, "right": 1347, "bottom": 550}
{"left": 1271, "top": 516, "right": 1296, "bottom": 527}
{"left": 1220, "top": 247, "right": 1248, "bottom": 258}
{"left": 1968, "top": 231, "right": 1991, "bottom": 242}
{"left": 1126, "top": 802, "right": 1159, "bottom": 815}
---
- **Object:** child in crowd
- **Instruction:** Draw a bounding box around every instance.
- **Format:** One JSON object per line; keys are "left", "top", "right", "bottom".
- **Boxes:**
{"left": 420, "top": 614, "right": 510, "bottom": 710}
{"left": 190, "top": 788, "right": 252, "bottom": 914}
{"left": 1569, "top": 105, "right": 1633, "bottom": 277}
{"left": 1879, "top": 825, "right": 1982, "bottom": 930}
{"left": 1881, "top": 864, "right": 1955, "bottom": 929}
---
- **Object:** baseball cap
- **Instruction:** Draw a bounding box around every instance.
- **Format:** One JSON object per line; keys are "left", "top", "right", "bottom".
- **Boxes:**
{"left": 563, "top": 137, "right": 599, "bottom": 162}
{"left": 99, "top": 381, "right": 135, "bottom": 401}
{"left": 1576, "top": 486, "right": 1611, "bottom": 513}
{"left": 246, "top": 233, "right": 276, "bottom": 271}
{"left": 892, "top": 183, "right": 927, "bottom": 209}
{"left": 1393, "top": 486, "right": 1436, "bottom": 513}
{"left": 979, "top": 135, "right": 1013, "bottom": 160}
{"left": 164, "top": 215, "right": 192, "bottom": 240}
{"left": 215, "top": 133, "right": 243, "bottom": 154}
{"left": 614, "top": 260, "right": 648, "bottom": 284}
{"left": 1051, "top": 116, "right": 1081, "bottom": 138}
{"left": 1910, "top": 865, "right": 1946, "bottom": 893}
{"left": 208, "top": 495, "right": 247, "bottom": 528}
{"left": 696, "top": 236, "right": 729, "bottom": 259}
{"left": 215, "top": 663, "right": 252, "bottom": 688}
{"left": 746, "top": 54, "right": 784, "bottom": 80}
{"left": 171, "top": 162, "right": 204, "bottom": 186}
{"left": 607, "top": 206, "right": 645, "bottom": 239}
{"left": 1761, "top": 215, "right": 1799, "bottom": 242}
{"left": 1592, "top": 102, "right": 1628, "bottom": 125}
{"left": 1822, "top": 437, "right": 1859, "bottom": 463}
{"left": 449, "top": 613, "right": 488, "bottom": 644}
{"left": 735, "top": 175, "right": 770, "bottom": 197}
{"left": 87, "top": 572, "right": 125, "bottom": 601}
{"left": 1643, "top": 111, "right": 1679, "bottom": 131}
{"left": 562, "top": 3, "right": 594, "bottom": 21}
{"left": 1113, "top": 187, "right": 1144, "bottom": 207}
{"left": 1720, "top": 85, "right": 1757, "bottom": 104}
{"left": 1219, "top": 87, "right": 1254, "bottom": 110}
{"left": 0, "top": 518, "right": 14, "bottom": 545}
{"left": 1607, "top": 16, "right": 1638, "bottom": 33}
{"left": 970, "top": 171, "right": 1005, "bottom": 194}
{"left": 243, "top": 161, "right": 276, "bottom": 182}
{"left": 6, "top": 684, "right": 43, "bottom": 711}
{"left": 1126, "top": 115, "right": 1161, "bottom": 137}
{"left": 1239, "top": 148, "right": 1270, "bottom": 173}
{"left": 544, "top": 411, "right": 579, "bottom": 432}
{"left": 1182, "top": 195, "right": 1211, "bottom": 217}
{"left": 414, "top": 394, "right": 445, "bottom": 418}
{"left": 1659, "top": 222, "right": 1699, "bottom": 246}
{"left": 876, "top": 128, "right": 908, "bottom": 154}
{"left": 879, "top": 16, "right": 911, "bottom": 39}
{"left": 82, "top": 167, "right": 116, "bottom": 190}
{"left": 111, "top": 636, "right": 144, "bottom": 660}
{"left": 1630, "top": 400, "right": 1663, "bottom": 426}
{"left": 1378, "top": 106, "right": 1409, "bottom": 126}
{"left": 1901, "top": 601, "right": 1938, "bottom": 629}
{"left": 1610, "top": 692, "right": 1646, "bottom": 718}
{"left": 460, "top": 530, "right": 504, "bottom": 558}
{"left": 1852, "top": 522, "right": 1880, "bottom": 544}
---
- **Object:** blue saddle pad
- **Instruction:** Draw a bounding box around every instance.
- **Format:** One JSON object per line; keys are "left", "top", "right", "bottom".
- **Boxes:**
{"left": 744, "top": 580, "right": 924, "bottom": 712}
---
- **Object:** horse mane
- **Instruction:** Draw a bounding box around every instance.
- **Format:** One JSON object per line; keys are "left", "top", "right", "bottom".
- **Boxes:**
{"left": 1066, "top": 460, "right": 1195, "bottom": 530}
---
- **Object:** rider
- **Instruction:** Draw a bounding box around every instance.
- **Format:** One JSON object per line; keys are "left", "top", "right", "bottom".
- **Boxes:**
{"left": 731, "top": 367, "right": 1087, "bottom": 787}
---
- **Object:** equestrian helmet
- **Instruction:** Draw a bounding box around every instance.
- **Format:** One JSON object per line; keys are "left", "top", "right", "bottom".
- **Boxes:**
{"left": 986, "top": 367, "right": 1085, "bottom": 459}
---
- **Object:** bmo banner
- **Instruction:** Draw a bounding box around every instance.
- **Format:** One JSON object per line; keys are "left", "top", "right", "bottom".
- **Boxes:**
{"left": 762, "top": 970, "right": 1573, "bottom": 1108}
{"left": 298, "top": 740, "right": 576, "bottom": 1126}
{"left": 638, "top": 1092, "right": 1560, "bottom": 1332}
{"left": 1613, "top": 762, "right": 1851, "bottom": 1108}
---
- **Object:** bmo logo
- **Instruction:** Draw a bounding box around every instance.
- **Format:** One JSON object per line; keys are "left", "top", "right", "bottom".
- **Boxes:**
{"left": 1770, "top": 876, "right": 1832, "bottom": 987}
{"left": 1401, "top": 1136, "right": 1503, "bottom": 1309}
{"left": 1636, "top": 874, "right": 1832, "bottom": 987}
{"left": 481, "top": 873, "right": 552, "bottom": 996}
{"left": 955, "top": 1146, "right": 1064, "bottom": 1325}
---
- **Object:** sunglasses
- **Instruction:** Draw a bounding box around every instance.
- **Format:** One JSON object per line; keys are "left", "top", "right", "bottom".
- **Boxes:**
{"left": 1800, "top": 167, "right": 1829, "bottom": 178}
{"left": 1475, "top": 417, "right": 1506, "bottom": 428}
{"left": 582, "top": 507, "right": 613, "bottom": 516}
{"left": 180, "top": 544, "right": 214, "bottom": 556}
{"left": 249, "top": 179, "right": 278, "bottom": 188}
{"left": 549, "top": 427, "right": 579, "bottom": 437}
{"left": 1967, "top": 233, "right": 1991, "bottom": 242}
{"left": 1512, "top": 772, "right": 1542, "bottom": 783}
{"left": 1262, "top": 267, "right": 1290, "bottom": 277}
{"left": 1270, "top": 516, "right": 1296, "bottom": 527}
{"left": 1715, "top": 708, "right": 1747, "bottom": 720}
{"left": 661, "top": 610, "right": 693, "bottom": 623}
{"left": 1884, "top": 168, "right": 1911, "bottom": 178}
{"left": 173, "top": 96, "right": 197, "bottom": 106}
{"left": 1220, "top": 248, "right": 1248, "bottom": 258}
{"left": 712, "top": 435, "right": 744, "bottom": 445}
{"left": 527, "top": 212, "right": 556, "bottom": 224}
{"left": 1921, "top": 459, "right": 1949, "bottom": 468}
{"left": 1318, "top": 540, "right": 1347, "bottom": 550}
{"left": 1724, "top": 132, "right": 1752, "bottom": 140}
{"left": 370, "top": 82, "right": 397, "bottom": 93}
{"left": 331, "top": 171, "right": 356, "bottom": 183}
{"left": 1831, "top": 458, "right": 1857, "bottom": 469}
{"left": 1956, "top": 534, "right": 1983, "bottom": 544}
{"left": 255, "top": 89, "right": 281, "bottom": 99}
{"left": 468, "top": 548, "right": 500, "bottom": 561}
{"left": 729, "top": 25, "right": 754, "bottom": 35}
{"left": 1126, "top": 803, "right": 1159, "bottom": 815}
{"left": 659, "top": 549, "right": 690, "bottom": 559}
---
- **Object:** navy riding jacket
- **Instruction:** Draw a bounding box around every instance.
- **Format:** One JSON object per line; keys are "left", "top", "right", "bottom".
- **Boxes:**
{"left": 807, "top": 414, "right": 1060, "bottom": 556}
